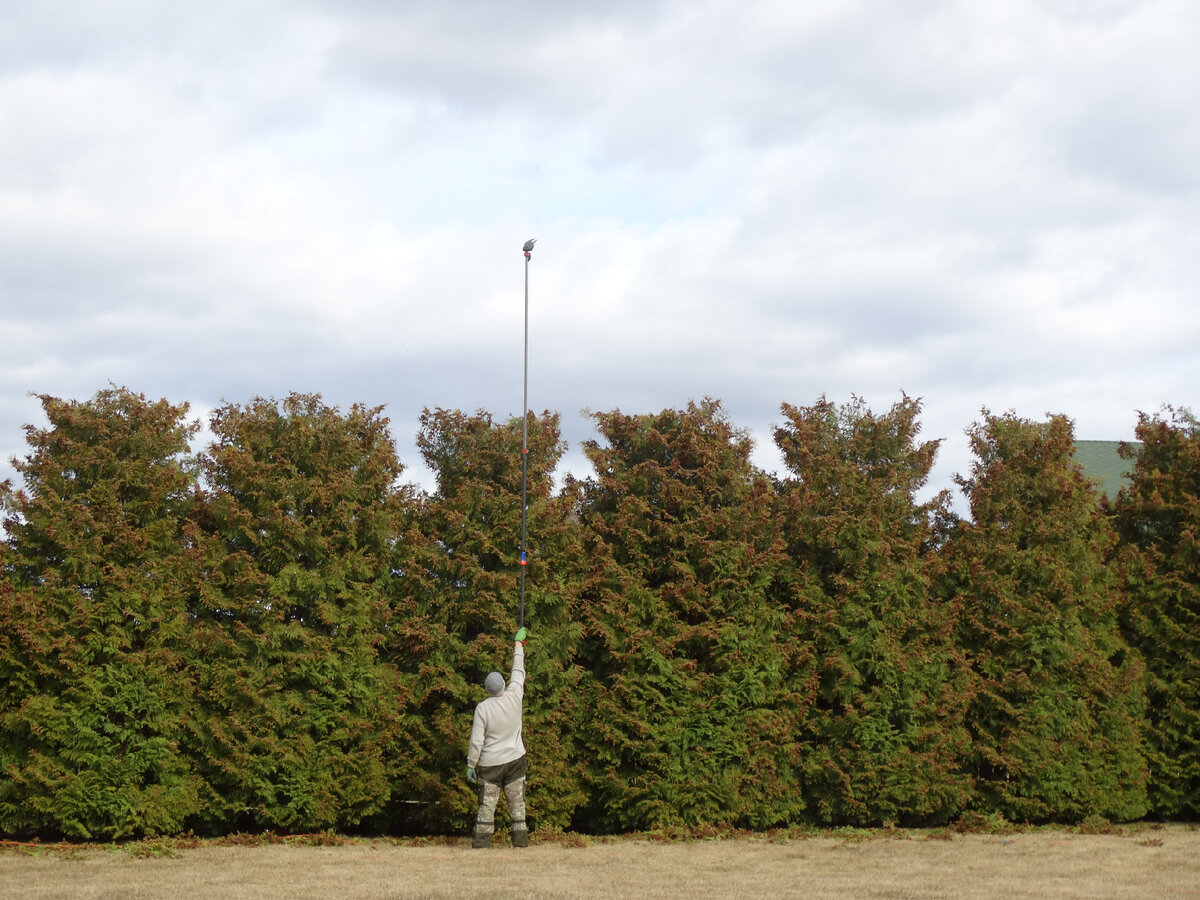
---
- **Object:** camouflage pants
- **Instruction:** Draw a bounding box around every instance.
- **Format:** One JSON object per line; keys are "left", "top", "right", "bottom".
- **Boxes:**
{"left": 472, "top": 755, "right": 528, "bottom": 849}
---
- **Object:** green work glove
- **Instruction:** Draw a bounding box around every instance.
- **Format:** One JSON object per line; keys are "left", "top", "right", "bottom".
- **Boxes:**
{"left": 466, "top": 766, "right": 477, "bottom": 785}
{"left": 515, "top": 627, "right": 527, "bottom": 644}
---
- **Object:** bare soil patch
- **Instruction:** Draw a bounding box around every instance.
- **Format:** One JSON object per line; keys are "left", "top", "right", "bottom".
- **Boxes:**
{"left": 2, "top": 827, "right": 1197, "bottom": 899}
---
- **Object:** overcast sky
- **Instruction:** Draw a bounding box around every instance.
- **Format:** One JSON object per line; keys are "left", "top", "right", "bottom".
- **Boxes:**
{"left": 2, "top": 0, "right": 1197, "bottom": 506}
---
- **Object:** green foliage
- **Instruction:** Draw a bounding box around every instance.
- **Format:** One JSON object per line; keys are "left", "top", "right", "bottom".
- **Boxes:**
{"left": 947, "top": 411, "right": 1147, "bottom": 822}
{"left": 185, "top": 394, "right": 404, "bottom": 832}
{"left": 0, "top": 388, "right": 203, "bottom": 838}
{"left": 0, "top": 387, "right": 1184, "bottom": 838}
{"left": 1115, "top": 407, "right": 1200, "bottom": 818}
{"left": 774, "top": 395, "right": 971, "bottom": 825}
{"left": 573, "top": 400, "right": 805, "bottom": 830}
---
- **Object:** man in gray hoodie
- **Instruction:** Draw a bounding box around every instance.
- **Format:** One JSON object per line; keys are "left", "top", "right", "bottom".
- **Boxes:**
{"left": 466, "top": 626, "right": 528, "bottom": 848}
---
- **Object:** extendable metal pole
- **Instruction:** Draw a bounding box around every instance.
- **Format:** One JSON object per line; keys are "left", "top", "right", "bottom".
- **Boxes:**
{"left": 519, "top": 239, "right": 535, "bottom": 629}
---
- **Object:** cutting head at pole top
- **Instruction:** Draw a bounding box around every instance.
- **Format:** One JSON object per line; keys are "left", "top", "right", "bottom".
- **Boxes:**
{"left": 523, "top": 238, "right": 536, "bottom": 253}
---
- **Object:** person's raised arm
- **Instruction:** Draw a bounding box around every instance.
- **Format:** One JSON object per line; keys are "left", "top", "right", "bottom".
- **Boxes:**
{"left": 510, "top": 627, "right": 526, "bottom": 693}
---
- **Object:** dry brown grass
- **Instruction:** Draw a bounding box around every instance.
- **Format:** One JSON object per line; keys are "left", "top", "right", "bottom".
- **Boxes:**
{"left": 2, "top": 826, "right": 1198, "bottom": 899}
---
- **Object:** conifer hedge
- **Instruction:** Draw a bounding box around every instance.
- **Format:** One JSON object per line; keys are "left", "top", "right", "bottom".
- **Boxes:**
{"left": 0, "top": 390, "right": 203, "bottom": 838}
{"left": 946, "top": 411, "right": 1148, "bottom": 822}
{"left": 1115, "top": 408, "right": 1200, "bottom": 818}
{"left": 774, "top": 396, "right": 972, "bottom": 825}
{"left": 1, "top": 387, "right": 1196, "bottom": 838}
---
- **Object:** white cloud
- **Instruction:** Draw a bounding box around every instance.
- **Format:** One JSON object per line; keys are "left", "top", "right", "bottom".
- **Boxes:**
{"left": 2, "top": 0, "right": 1198, "bottom": 508}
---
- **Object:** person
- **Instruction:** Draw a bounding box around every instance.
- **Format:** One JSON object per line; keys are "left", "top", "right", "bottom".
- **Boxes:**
{"left": 466, "top": 626, "right": 529, "bottom": 848}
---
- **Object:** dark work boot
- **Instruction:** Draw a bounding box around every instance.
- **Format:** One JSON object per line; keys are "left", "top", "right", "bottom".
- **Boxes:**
{"left": 472, "top": 823, "right": 493, "bottom": 849}
{"left": 510, "top": 822, "right": 529, "bottom": 848}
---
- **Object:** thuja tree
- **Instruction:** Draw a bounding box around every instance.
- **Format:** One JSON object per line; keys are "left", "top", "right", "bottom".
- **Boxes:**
{"left": 1114, "top": 407, "right": 1200, "bottom": 818}
{"left": 946, "top": 411, "right": 1147, "bottom": 822}
{"left": 0, "top": 388, "right": 204, "bottom": 838}
{"left": 186, "top": 394, "right": 403, "bottom": 832}
{"left": 572, "top": 400, "right": 804, "bottom": 831}
{"left": 382, "top": 408, "right": 585, "bottom": 833}
{"left": 774, "top": 395, "right": 971, "bottom": 826}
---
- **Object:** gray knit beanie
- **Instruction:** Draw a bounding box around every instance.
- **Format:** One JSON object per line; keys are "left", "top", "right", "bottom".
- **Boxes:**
{"left": 484, "top": 672, "right": 505, "bottom": 696}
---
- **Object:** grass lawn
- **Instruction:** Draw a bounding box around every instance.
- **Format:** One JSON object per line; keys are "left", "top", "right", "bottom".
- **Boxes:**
{"left": 2, "top": 825, "right": 1197, "bottom": 899}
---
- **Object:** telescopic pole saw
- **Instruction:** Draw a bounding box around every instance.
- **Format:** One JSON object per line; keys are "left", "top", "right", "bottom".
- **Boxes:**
{"left": 519, "top": 238, "right": 536, "bottom": 629}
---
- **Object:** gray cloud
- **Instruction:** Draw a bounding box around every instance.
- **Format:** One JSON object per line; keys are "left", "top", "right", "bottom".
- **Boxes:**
{"left": 2, "top": 0, "right": 1197, "bottom": 507}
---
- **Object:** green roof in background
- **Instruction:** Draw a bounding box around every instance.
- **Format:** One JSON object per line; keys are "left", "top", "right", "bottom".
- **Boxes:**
{"left": 1074, "top": 440, "right": 1140, "bottom": 501}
